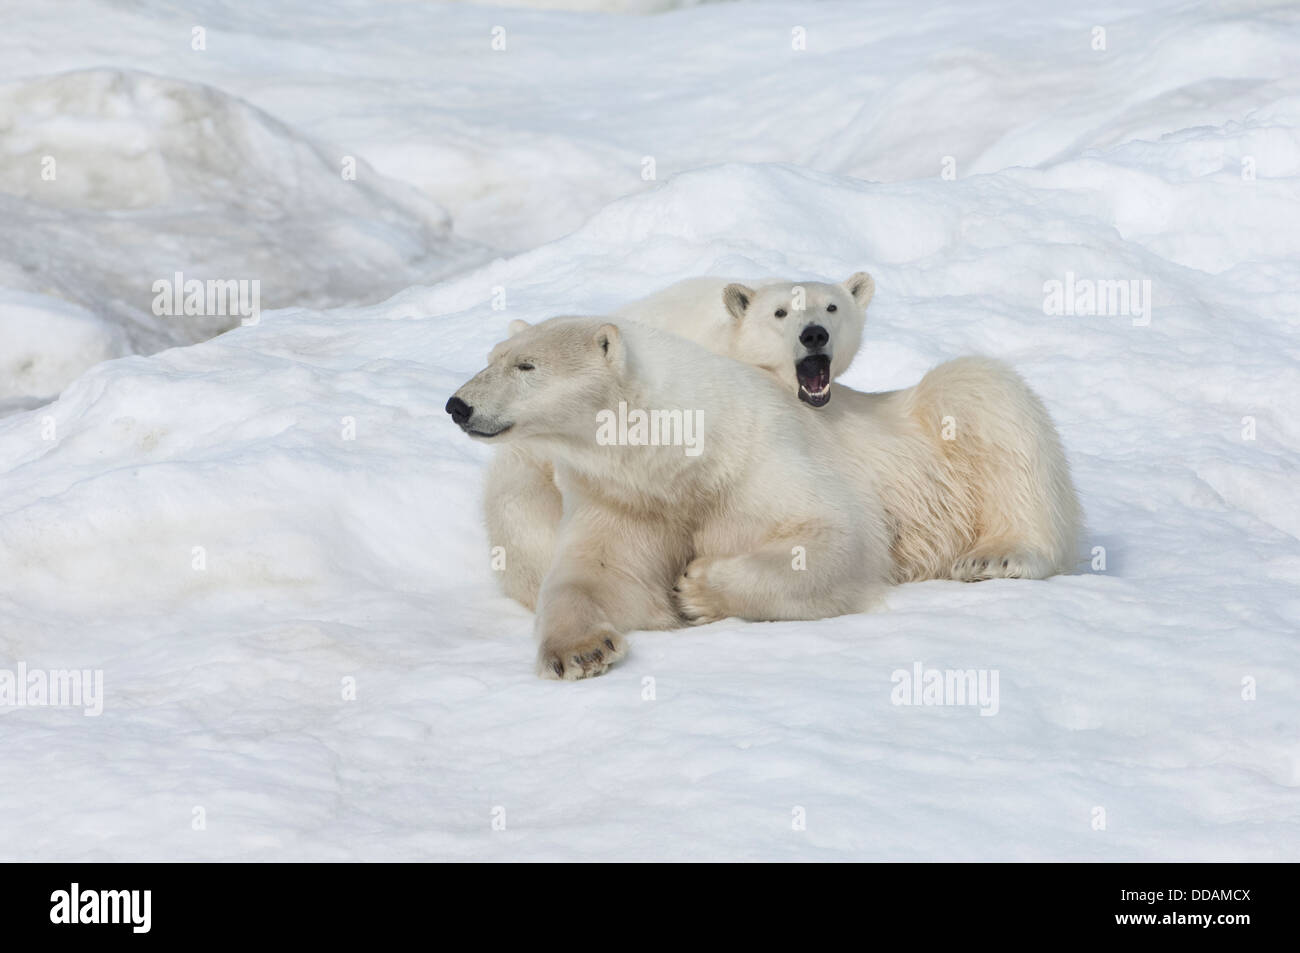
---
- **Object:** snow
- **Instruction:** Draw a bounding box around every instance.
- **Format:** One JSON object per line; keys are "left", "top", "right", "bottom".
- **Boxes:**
{"left": 1, "top": 0, "right": 1298, "bottom": 860}
{"left": 0, "top": 67, "right": 485, "bottom": 398}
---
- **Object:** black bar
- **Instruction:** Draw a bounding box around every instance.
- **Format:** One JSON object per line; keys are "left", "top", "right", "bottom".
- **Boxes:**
{"left": 2, "top": 862, "right": 1288, "bottom": 940}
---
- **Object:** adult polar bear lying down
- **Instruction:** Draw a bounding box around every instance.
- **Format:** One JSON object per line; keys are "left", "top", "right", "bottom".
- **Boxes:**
{"left": 480, "top": 275, "right": 1081, "bottom": 613}
{"left": 448, "top": 317, "right": 893, "bottom": 679}
{"left": 484, "top": 273, "right": 879, "bottom": 610}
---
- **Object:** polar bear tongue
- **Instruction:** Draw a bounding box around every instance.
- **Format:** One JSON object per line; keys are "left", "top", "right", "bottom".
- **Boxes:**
{"left": 796, "top": 354, "right": 832, "bottom": 407}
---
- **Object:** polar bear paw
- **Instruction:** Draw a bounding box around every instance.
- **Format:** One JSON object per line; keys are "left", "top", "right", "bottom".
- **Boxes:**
{"left": 951, "top": 546, "right": 1049, "bottom": 582}
{"left": 537, "top": 628, "right": 627, "bottom": 680}
{"left": 673, "top": 557, "right": 731, "bottom": 625}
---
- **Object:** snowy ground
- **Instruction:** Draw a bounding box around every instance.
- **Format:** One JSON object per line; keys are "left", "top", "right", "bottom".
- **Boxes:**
{"left": 1, "top": 0, "right": 1298, "bottom": 861}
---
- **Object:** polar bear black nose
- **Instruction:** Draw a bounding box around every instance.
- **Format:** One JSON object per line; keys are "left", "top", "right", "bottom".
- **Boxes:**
{"left": 800, "top": 324, "right": 830, "bottom": 349}
{"left": 445, "top": 396, "right": 473, "bottom": 426}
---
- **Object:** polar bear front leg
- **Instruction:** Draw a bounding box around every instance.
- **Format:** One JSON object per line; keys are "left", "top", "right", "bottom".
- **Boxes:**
{"left": 675, "top": 530, "right": 876, "bottom": 624}
{"left": 534, "top": 582, "right": 629, "bottom": 680}
{"left": 533, "top": 503, "right": 687, "bottom": 680}
{"left": 484, "top": 448, "right": 563, "bottom": 611}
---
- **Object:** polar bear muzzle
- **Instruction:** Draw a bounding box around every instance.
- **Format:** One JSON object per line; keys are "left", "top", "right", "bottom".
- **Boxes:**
{"left": 445, "top": 395, "right": 513, "bottom": 438}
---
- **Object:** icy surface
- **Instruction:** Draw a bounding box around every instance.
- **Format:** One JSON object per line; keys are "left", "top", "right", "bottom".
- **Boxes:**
{"left": 0, "top": 1, "right": 1298, "bottom": 860}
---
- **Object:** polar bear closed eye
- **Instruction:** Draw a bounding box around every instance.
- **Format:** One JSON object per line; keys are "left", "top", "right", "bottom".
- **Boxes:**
{"left": 446, "top": 318, "right": 622, "bottom": 443}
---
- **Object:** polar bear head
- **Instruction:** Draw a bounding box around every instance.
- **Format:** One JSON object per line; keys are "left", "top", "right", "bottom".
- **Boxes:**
{"left": 446, "top": 317, "right": 625, "bottom": 443}
{"left": 721, "top": 273, "right": 874, "bottom": 406}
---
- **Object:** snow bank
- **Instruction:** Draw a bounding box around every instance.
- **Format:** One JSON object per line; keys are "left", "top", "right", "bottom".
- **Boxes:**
{"left": 0, "top": 290, "right": 130, "bottom": 413}
{"left": 0, "top": 68, "right": 484, "bottom": 397}
{"left": 4, "top": 0, "right": 1294, "bottom": 252}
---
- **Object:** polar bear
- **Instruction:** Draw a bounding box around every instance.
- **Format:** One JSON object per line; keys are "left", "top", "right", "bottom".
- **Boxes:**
{"left": 483, "top": 272, "right": 876, "bottom": 609}
{"left": 614, "top": 273, "right": 876, "bottom": 406}
{"left": 817, "top": 360, "right": 1081, "bottom": 583}
{"left": 665, "top": 273, "right": 1081, "bottom": 578}
{"left": 447, "top": 316, "right": 892, "bottom": 679}
{"left": 475, "top": 278, "right": 1080, "bottom": 617}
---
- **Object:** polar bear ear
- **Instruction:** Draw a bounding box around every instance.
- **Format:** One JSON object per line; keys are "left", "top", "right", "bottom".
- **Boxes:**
{"left": 723, "top": 283, "right": 756, "bottom": 322}
{"left": 507, "top": 319, "right": 531, "bottom": 337}
{"left": 842, "top": 272, "right": 876, "bottom": 310}
{"left": 594, "top": 323, "right": 625, "bottom": 370}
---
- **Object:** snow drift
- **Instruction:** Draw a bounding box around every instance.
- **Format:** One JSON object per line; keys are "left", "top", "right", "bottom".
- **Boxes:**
{"left": 0, "top": 68, "right": 484, "bottom": 402}
{"left": 7, "top": 0, "right": 1298, "bottom": 253}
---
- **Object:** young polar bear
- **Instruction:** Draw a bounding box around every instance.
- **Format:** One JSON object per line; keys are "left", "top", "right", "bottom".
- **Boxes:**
{"left": 447, "top": 317, "right": 892, "bottom": 679}
{"left": 614, "top": 273, "right": 877, "bottom": 406}
{"left": 484, "top": 272, "right": 876, "bottom": 609}
{"left": 634, "top": 274, "right": 1081, "bottom": 581}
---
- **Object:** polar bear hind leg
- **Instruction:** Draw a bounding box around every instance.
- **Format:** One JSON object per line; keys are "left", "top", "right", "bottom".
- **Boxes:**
{"left": 910, "top": 357, "right": 1080, "bottom": 582}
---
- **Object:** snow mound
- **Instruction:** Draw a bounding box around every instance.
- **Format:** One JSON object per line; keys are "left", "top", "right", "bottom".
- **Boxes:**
{"left": 0, "top": 290, "right": 130, "bottom": 413}
{"left": 10, "top": 1, "right": 1299, "bottom": 254}
{"left": 0, "top": 68, "right": 485, "bottom": 382}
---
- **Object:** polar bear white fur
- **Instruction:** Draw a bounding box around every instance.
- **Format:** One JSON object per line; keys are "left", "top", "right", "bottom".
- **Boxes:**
{"left": 449, "top": 317, "right": 892, "bottom": 679}
{"left": 817, "top": 361, "right": 1080, "bottom": 583}
{"left": 483, "top": 354, "right": 1080, "bottom": 612}
{"left": 483, "top": 275, "right": 1079, "bottom": 607}
{"left": 483, "top": 272, "right": 877, "bottom": 609}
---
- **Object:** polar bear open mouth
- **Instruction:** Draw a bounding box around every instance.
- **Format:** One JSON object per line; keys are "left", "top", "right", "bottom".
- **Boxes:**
{"left": 795, "top": 355, "right": 832, "bottom": 406}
